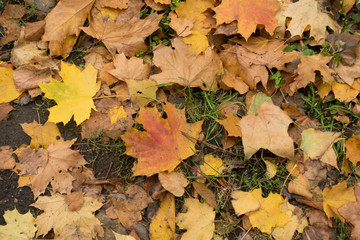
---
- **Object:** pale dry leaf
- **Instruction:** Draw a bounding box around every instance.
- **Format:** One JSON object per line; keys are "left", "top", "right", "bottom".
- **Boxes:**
{"left": 158, "top": 170, "right": 189, "bottom": 197}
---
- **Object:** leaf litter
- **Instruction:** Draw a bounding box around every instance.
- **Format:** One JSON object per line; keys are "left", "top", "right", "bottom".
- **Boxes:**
{"left": 1, "top": 0, "right": 360, "bottom": 239}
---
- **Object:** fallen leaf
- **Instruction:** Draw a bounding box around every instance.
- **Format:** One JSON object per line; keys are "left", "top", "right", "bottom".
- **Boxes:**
{"left": 331, "top": 81, "right": 359, "bottom": 102}
{"left": 216, "top": 113, "right": 242, "bottom": 137}
{"left": 21, "top": 120, "right": 63, "bottom": 149}
{"left": 0, "top": 4, "right": 27, "bottom": 45}
{"left": 176, "top": 198, "right": 215, "bottom": 240}
{"left": 175, "top": 0, "right": 214, "bottom": 53}
{"left": 213, "top": 0, "right": 280, "bottom": 40}
{"left": 322, "top": 181, "right": 356, "bottom": 220}
{"left": 247, "top": 92, "right": 272, "bottom": 114}
{"left": 13, "top": 64, "right": 52, "bottom": 91}
{"left": 42, "top": 0, "right": 95, "bottom": 42}
{"left": 0, "top": 209, "right": 36, "bottom": 240}
{"left": 10, "top": 41, "right": 48, "bottom": 68}
{"left": 247, "top": 189, "right": 290, "bottom": 234}
{"left": 108, "top": 105, "right": 127, "bottom": 125}
{"left": 300, "top": 128, "right": 340, "bottom": 161}
{"left": 159, "top": 170, "right": 189, "bottom": 197}
{"left": 288, "top": 174, "right": 313, "bottom": 199}
{"left": 199, "top": 154, "right": 224, "bottom": 176}
{"left": 0, "top": 146, "right": 15, "bottom": 170}
{"left": 338, "top": 186, "right": 360, "bottom": 239}
{"left": 280, "top": 0, "right": 340, "bottom": 41}
{"left": 65, "top": 192, "right": 84, "bottom": 212}
{"left": 0, "top": 65, "right": 22, "bottom": 104}
{"left": 32, "top": 193, "right": 103, "bottom": 239}
{"left": 150, "top": 38, "right": 222, "bottom": 90}
{"left": 106, "top": 185, "right": 153, "bottom": 229}
{"left": 121, "top": 102, "right": 203, "bottom": 176}
{"left": 192, "top": 182, "right": 217, "bottom": 209}
{"left": 168, "top": 11, "right": 193, "bottom": 37}
{"left": 264, "top": 160, "right": 277, "bottom": 179}
{"left": 98, "top": 0, "right": 128, "bottom": 9}
{"left": 231, "top": 190, "right": 260, "bottom": 216}
{"left": 345, "top": 134, "right": 360, "bottom": 166}
{"left": 17, "top": 139, "right": 87, "bottom": 198}
{"left": 149, "top": 192, "right": 175, "bottom": 240}
{"left": 108, "top": 53, "right": 150, "bottom": 81}
{"left": 0, "top": 103, "right": 14, "bottom": 121}
{"left": 238, "top": 102, "right": 294, "bottom": 160}
{"left": 81, "top": 13, "right": 162, "bottom": 56}
{"left": 126, "top": 79, "right": 158, "bottom": 107}
{"left": 39, "top": 62, "right": 100, "bottom": 125}
{"left": 113, "top": 231, "right": 136, "bottom": 240}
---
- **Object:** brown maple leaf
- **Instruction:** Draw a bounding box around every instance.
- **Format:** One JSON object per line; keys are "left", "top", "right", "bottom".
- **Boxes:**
{"left": 42, "top": 0, "right": 95, "bottom": 42}
{"left": 81, "top": 13, "right": 162, "bottom": 56}
{"left": 151, "top": 38, "right": 222, "bottom": 90}
{"left": 121, "top": 102, "right": 203, "bottom": 176}
{"left": 213, "top": 0, "right": 280, "bottom": 40}
{"left": 17, "top": 139, "right": 87, "bottom": 198}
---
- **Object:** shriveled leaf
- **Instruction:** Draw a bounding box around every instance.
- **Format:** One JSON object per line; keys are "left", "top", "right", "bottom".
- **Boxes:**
{"left": 192, "top": 182, "right": 217, "bottom": 209}
{"left": 32, "top": 193, "right": 103, "bottom": 239}
{"left": 264, "top": 160, "right": 277, "bottom": 179}
{"left": 214, "top": 0, "right": 280, "bottom": 40}
{"left": 176, "top": 198, "right": 215, "bottom": 240}
{"left": 121, "top": 102, "right": 203, "bottom": 176}
{"left": 39, "top": 62, "right": 100, "bottom": 125}
{"left": 0, "top": 209, "right": 36, "bottom": 240}
{"left": 239, "top": 102, "right": 294, "bottom": 160}
{"left": 42, "top": 0, "right": 95, "bottom": 42}
{"left": 149, "top": 192, "right": 175, "bottom": 240}
{"left": 159, "top": 170, "right": 189, "bottom": 197}
{"left": 21, "top": 120, "right": 63, "bottom": 149}
{"left": 0, "top": 146, "right": 15, "bottom": 170}
{"left": 151, "top": 38, "right": 222, "bottom": 90}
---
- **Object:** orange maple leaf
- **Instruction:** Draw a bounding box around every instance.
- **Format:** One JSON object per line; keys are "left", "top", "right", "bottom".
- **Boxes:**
{"left": 213, "top": 0, "right": 280, "bottom": 40}
{"left": 121, "top": 102, "right": 203, "bottom": 176}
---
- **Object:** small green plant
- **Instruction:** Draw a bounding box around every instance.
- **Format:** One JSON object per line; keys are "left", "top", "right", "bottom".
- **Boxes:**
{"left": 320, "top": 41, "right": 342, "bottom": 67}
{"left": 334, "top": 215, "right": 350, "bottom": 240}
{"left": 283, "top": 39, "right": 317, "bottom": 56}
{"left": 350, "top": 1, "right": 360, "bottom": 23}
{"left": 269, "top": 70, "right": 284, "bottom": 89}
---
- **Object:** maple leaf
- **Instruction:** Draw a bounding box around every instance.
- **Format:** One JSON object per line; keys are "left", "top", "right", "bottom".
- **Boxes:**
{"left": 151, "top": 38, "right": 222, "bottom": 90}
{"left": 150, "top": 193, "right": 175, "bottom": 240}
{"left": 322, "top": 181, "right": 356, "bottom": 220}
{"left": 176, "top": 198, "right": 215, "bottom": 240}
{"left": 233, "top": 189, "right": 290, "bottom": 234}
{"left": 238, "top": 102, "right": 294, "bottom": 160}
{"left": 39, "top": 62, "right": 100, "bottom": 125}
{"left": 121, "top": 102, "right": 203, "bottom": 176}
{"left": 21, "top": 120, "right": 63, "bottom": 149}
{"left": 42, "top": 0, "right": 95, "bottom": 42}
{"left": 0, "top": 209, "right": 36, "bottom": 239}
{"left": 280, "top": 0, "right": 340, "bottom": 41}
{"left": 81, "top": 13, "right": 162, "bottom": 56}
{"left": 175, "top": 0, "right": 214, "bottom": 53}
{"left": 213, "top": 0, "right": 280, "bottom": 40}
{"left": 108, "top": 53, "right": 150, "bottom": 81}
{"left": 0, "top": 65, "right": 22, "bottom": 104}
{"left": 216, "top": 113, "right": 242, "bottom": 137}
{"left": 17, "top": 139, "right": 87, "bottom": 198}
{"left": 32, "top": 193, "right": 103, "bottom": 239}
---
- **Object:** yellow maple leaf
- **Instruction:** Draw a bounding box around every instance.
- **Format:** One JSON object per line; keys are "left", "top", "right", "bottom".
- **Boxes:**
{"left": 39, "top": 62, "right": 100, "bottom": 125}
{"left": 21, "top": 120, "right": 63, "bottom": 149}
{"left": 247, "top": 189, "right": 290, "bottom": 234}
{"left": 0, "top": 209, "right": 36, "bottom": 240}
{"left": 32, "top": 193, "right": 103, "bottom": 239}
{"left": 323, "top": 181, "right": 356, "bottom": 220}
{"left": 176, "top": 198, "right": 215, "bottom": 240}
{"left": 150, "top": 193, "right": 175, "bottom": 240}
{"left": 0, "top": 65, "right": 22, "bottom": 104}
